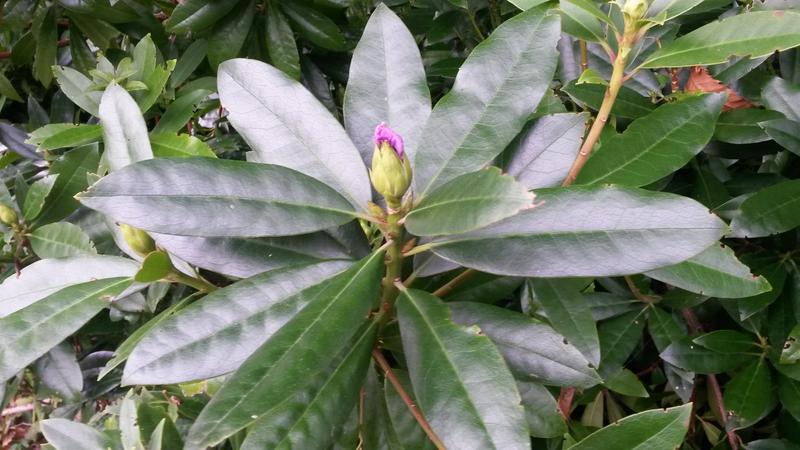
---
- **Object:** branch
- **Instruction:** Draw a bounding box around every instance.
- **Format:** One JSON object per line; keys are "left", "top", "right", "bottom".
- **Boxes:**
{"left": 372, "top": 349, "right": 445, "bottom": 450}
{"left": 432, "top": 269, "right": 477, "bottom": 298}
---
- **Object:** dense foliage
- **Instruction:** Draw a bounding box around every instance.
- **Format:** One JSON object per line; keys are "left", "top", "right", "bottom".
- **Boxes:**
{"left": 2, "top": 0, "right": 800, "bottom": 449}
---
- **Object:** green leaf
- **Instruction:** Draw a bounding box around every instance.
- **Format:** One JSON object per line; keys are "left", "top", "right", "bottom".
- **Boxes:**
{"left": 170, "top": 39, "right": 208, "bottom": 89}
{"left": 0, "top": 71, "right": 23, "bottom": 102}
{"left": 183, "top": 252, "right": 382, "bottom": 449}
{"left": 603, "top": 368, "right": 649, "bottom": 397}
{"left": 647, "top": 306, "right": 686, "bottom": 353}
{"left": 714, "top": 108, "right": 785, "bottom": 144}
{"left": 526, "top": 278, "right": 600, "bottom": 366}
{"left": 647, "top": 0, "right": 705, "bottom": 23}
{"left": 41, "top": 419, "right": 112, "bottom": 450}
{"left": 505, "top": 113, "right": 588, "bottom": 189}
{"left": 53, "top": 66, "right": 102, "bottom": 116}
{"left": 517, "top": 381, "right": 566, "bottom": 438}
{"left": 425, "top": 185, "right": 726, "bottom": 277}
{"left": 207, "top": 0, "right": 255, "bottom": 69}
{"left": 0, "top": 277, "right": 131, "bottom": 381}
{"left": 723, "top": 358, "right": 776, "bottom": 429}
{"left": 0, "top": 256, "right": 138, "bottom": 317}
{"left": 153, "top": 232, "right": 355, "bottom": 279}
{"left": 265, "top": 1, "right": 300, "bottom": 80}
{"left": 780, "top": 324, "right": 800, "bottom": 364}
{"left": 598, "top": 310, "right": 647, "bottom": 376}
{"left": 122, "top": 260, "right": 356, "bottom": 384}
{"left": 134, "top": 250, "right": 173, "bottom": 283}
{"left": 692, "top": 330, "right": 760, "bottom": 354}
{"left": 397, "top": 290, "right": 530, "bottom": 449}
{"left": 641, "top": 11, "right": 800, "bottom": 68}
{"left": 344, "top": 3, "right": 431, "bottom": 163}
{"left": 413, "top": 6, "right": 560, "bottom": 196}
{"left": 99, "top": 84, "right": 154, "bottom": 172}
{"left": 661, "top": 337, "right": 754, "bottom": 373}
{"left": 130, "top": 35, "right": 174, "bottom": 113}
{"left": 23, "top": 174, "right": 57, "bottom": 221}
{"left": 646, "top": 244, "right": 771, "bottom": 298}
{"left": 151, "top": 89, "right": 211, "bottom": 135}
{"left": 760, "top": 118, "right": 800, "bottom": 156}
{"left": 36, "top": 342, "right": 83, "bottom": 401}
{"left": 405, "top": 168, "right": 534, "bottom": 236}
{"left": 562, "top": 81, "right": 657, "bottom": 119}
{"left": 280, "top": 2, "right": 346, "bottom": 51}
{"left": 509, "top": 0, "right": 552, "bottom": 9}
{"left": 239, "top": 322, "right": 376, "bottom": 450}
{"left": 120, "top": 392, "right": 144, "bottom": 450}
{"left": 165, "top": 0, "right": 239, "bottom": 33}
{"left": 32, "top": 6, "right": 56, "bottom": 87}
{"left": 381, "top": 369, "right": 436, "bottom": 449}
{"left": 567, "top": 404, "right": 692, "bottom": 450}
{"left": 29, "top": 222, "right": 97, "bottom": 258}
{"left": 560, "top": 0, "right": 606, "bottom": 43}
{"left": 450, "top": 301, "right": 601, "bottom": 388}
{"left": 762, "top": 76, "right": 800, "bottom": 122}
{"left": 575, "top": 93, "right": 726, "bottom": 186}
{"left": 34, "top": 144, "right": 99, "bottom": 225}
{"left": 27, "top": 123, "right": 102, "bottom": 150}
{"left": 77, "top": 157, "right": 359, "bottom": 237}
{"left": 150, "top": 133, "right": 216, "bottom": 158}
{"left": 731, "top": 179, "right": 800, "bottom": 237}
{"left": 778, "top": 374, "right": 800, "bottom": 421}
{"left": 218, "top": 58, "right": 370, "bottom": 209}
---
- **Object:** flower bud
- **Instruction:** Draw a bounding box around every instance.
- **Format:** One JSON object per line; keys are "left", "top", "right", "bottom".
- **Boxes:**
{"left": 370, "top": 123, "right": 412, "bottom": 204}
{"left": 622, "top": 0, "right": 648, "bottom": 22}
{"left": 120, "top": 223, "right": 156, "bottom": 257}
{"left": 0, "top": 203, "right": 17, "bottom": 226}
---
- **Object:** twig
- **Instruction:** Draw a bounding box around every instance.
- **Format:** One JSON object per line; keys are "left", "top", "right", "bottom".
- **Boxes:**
{"left": 432, "top": 269, "right": 477, "bottom": 298}
{"left": 579, "top": 40, "right": 589, "bottom": 71}
{"left": 1, "top": 404, "right": 34, "bottom": 417}
{"left": 558, "top": 387, "right": 576, "bottom": 420}
{"left": 372, "top": 349, "right": 445, "bottom": 450}
{"left": 624, "top": 275, "right": 655, "bottom": 303}
{"left": 681, "top": 308, "right": 738, "bottom": 450}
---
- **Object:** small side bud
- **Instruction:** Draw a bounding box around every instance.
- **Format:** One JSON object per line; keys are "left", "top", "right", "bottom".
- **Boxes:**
{"left": 622, "top": 0, "right": 648, "bottom": 22}
{"left": 120, "top": 223, "right": 156, "bottom": 257}
{"left": 0, "top": 204, "right": 18, "bottom": 226}
{"left": 370, "top": 123, "right": 412, "bottom": 205}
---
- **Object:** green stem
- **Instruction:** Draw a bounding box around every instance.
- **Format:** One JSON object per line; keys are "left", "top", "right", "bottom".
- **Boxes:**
{"left": 562, "top": 27, "right": 639, "bottom": 187}
{"left": 377, "top": 206, "right": 404, "bottom": 328}
{"left": 166, "top": 270, "right": 217, "bottom": 293}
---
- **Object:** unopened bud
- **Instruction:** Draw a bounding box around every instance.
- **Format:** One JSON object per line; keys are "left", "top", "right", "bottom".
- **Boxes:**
{"left": 120, "top": 223, "right": 155, "bottom": 257}
{"left": 370, "top": 123, "right": 412, "bottom": 204}
{"left": 0, "top": 204, "right": 17, "bottom": 226}
{"left": 622, "top": 0, "right": 648, "bottom": 21}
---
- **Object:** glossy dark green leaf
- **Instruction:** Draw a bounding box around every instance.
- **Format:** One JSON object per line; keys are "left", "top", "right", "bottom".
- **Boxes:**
{"left": 35, "top": 342, "right": 82, "bottom": 401}
{"left": 35, "top": 144, "right": 99, "bottom": 225}
{"left": 646, "top": 244, "right": 771, "bottom": 298}
{"left": 714, "top": 109, "right": 785, "bottom": 144}
{"left": 517, "top": 381, "right": 566, "bottom": 438}
{"left": 661, "top": 337, "right": 754, "bottom": 374}
{"left": 165, "top": 0, "right": 239, "bottom": 33}
{"left": 239, "top": 322, "right": 376, "bottom": 450}
{"left": 41, "top": 418, "right": 112, "bottom": 450}
{"left": 32, "top": 6, "right": 56, "bottom": 87}
{"left": 425, "top": 185, "right": 726, "bottom": 277}
{"left": 122, "top": 259, "right": 358, "bottom": 384}
{"left": 53, "top": 66, "right": 101, "bottom": 116}
{"left": 0, "top": 71, "right": 23, "bottom": 102}
{"left": 731, "top": 179, "right": 800, "bottom": 237}
{"left": 567, "top": 404, "right": 692, "bottom": 450}
{"left": 169, "top": 39, "right": 208, "bottom": 89}
{"left": 576, "top": 94, "right": 726, "bottom": 186}
{"left": 67, "top": 13, "right": 119, "bottom": 51}
{"left": 526, "top": 278, "right": 600, "bottom": 366}
{"left": 442, "top": 273, "right": 523, "bottom": 304}
{"left": 151, "top": 89, "right": 212, "bottom": 135}
{"left": 397, "top": 290, "right": 530, "bottom": 449}
{"left": 693, "top": 330, "right": 760, "bottom": 354}
{"left": 560, "top": 0, "right": 606, "bottom": 43}
{"left": 77, "top": 158, "right": 359, "bottom": 237}
{"left": 280, "top": 2, "right": 346, "bottom": 51}
{"left": 405, "top": 168, "right": 534, "bottom": 236}
{"left": 760, "top": 118, "right": 800, "bottom": 156}
{"left": 647, "top": 306, "right": 686, "bottom": 353}
{"left": 344, "top": 3, "right": 431, "bottom": 163}
{"left": 413, "top": 6, "right": 560, "bottom": 196}
{"left": 724, "top": 358, "right": 776, "bottom": 429}
{"left": 505, "top": 113, "right": 587, "bottom": 189}
{"left": 382, "top": 369, "right": 436, "bottom": 450}
{"left": 207, "top": 0, "right": 255, "bottom": 69}
{"left": 153, "top": 232, "right": 355, "bottom": 279}
{"left": 27, "top": 123, "right": 102, "bottom": 150}
{"left": 264, "top": 0, "right": 300, "bottom": 80}
{"left": 99, "top": 84, "right": 154, "bottom": 172}
{"left": 0, "top": 277, "right": 131, "bottom": 381}
{"left": 450, "top": 301, "right": 601, "bottom": 388}
{"left": 183, "top": 252, "right": 382, "bottom": 449}
{"left": 218, "top": 58, "right": 370, "bottom": 208}
{"left": 762, "top": 76, "right": 800, "bottom": 122}
{"left": 23, "top": 174, "right": 57, "bottom": 221}
{"left": 150, "top": 133, "right": 216, "bottom": 158}
{"left": 598, "top": 310, "right": 646, "bottom": 376}
{"left": 603, "top": 368, "right": 649, "bottom": 397}
{"left": 779, "top": 374, "right": 800, "bottom": 421}
{"left": 29, "top": 222, "right": 97, "bottom": 258}
{"left": 562, "top": 81, "right": 656, "bottom": 119}
{"left": 641, "top": 11, "right": 800, "bottom": 68}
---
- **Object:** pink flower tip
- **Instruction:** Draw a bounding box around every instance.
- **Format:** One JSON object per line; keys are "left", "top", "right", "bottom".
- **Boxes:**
{"left": 373, "top": 122, "right": 405, "bottom": 158}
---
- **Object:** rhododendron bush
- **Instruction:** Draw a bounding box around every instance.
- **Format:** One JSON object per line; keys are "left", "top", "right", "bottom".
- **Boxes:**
{"left": 2, "top": 0, "right": 800, "bottom": 449}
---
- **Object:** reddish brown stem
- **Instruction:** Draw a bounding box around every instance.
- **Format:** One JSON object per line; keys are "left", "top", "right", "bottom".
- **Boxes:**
{"left": 558, "top": 387, "right": 576, "bottom": 420}
{"left": 372, "top": 348, "right": 445, "bottom": 450}
{"left": 432, "top": 268, "right": 477, "bottom": 298}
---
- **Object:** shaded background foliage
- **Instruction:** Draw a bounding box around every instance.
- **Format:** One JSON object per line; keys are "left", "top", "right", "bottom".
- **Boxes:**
{"left": 0, "top": 0, "right": 800, "bottom": 449}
